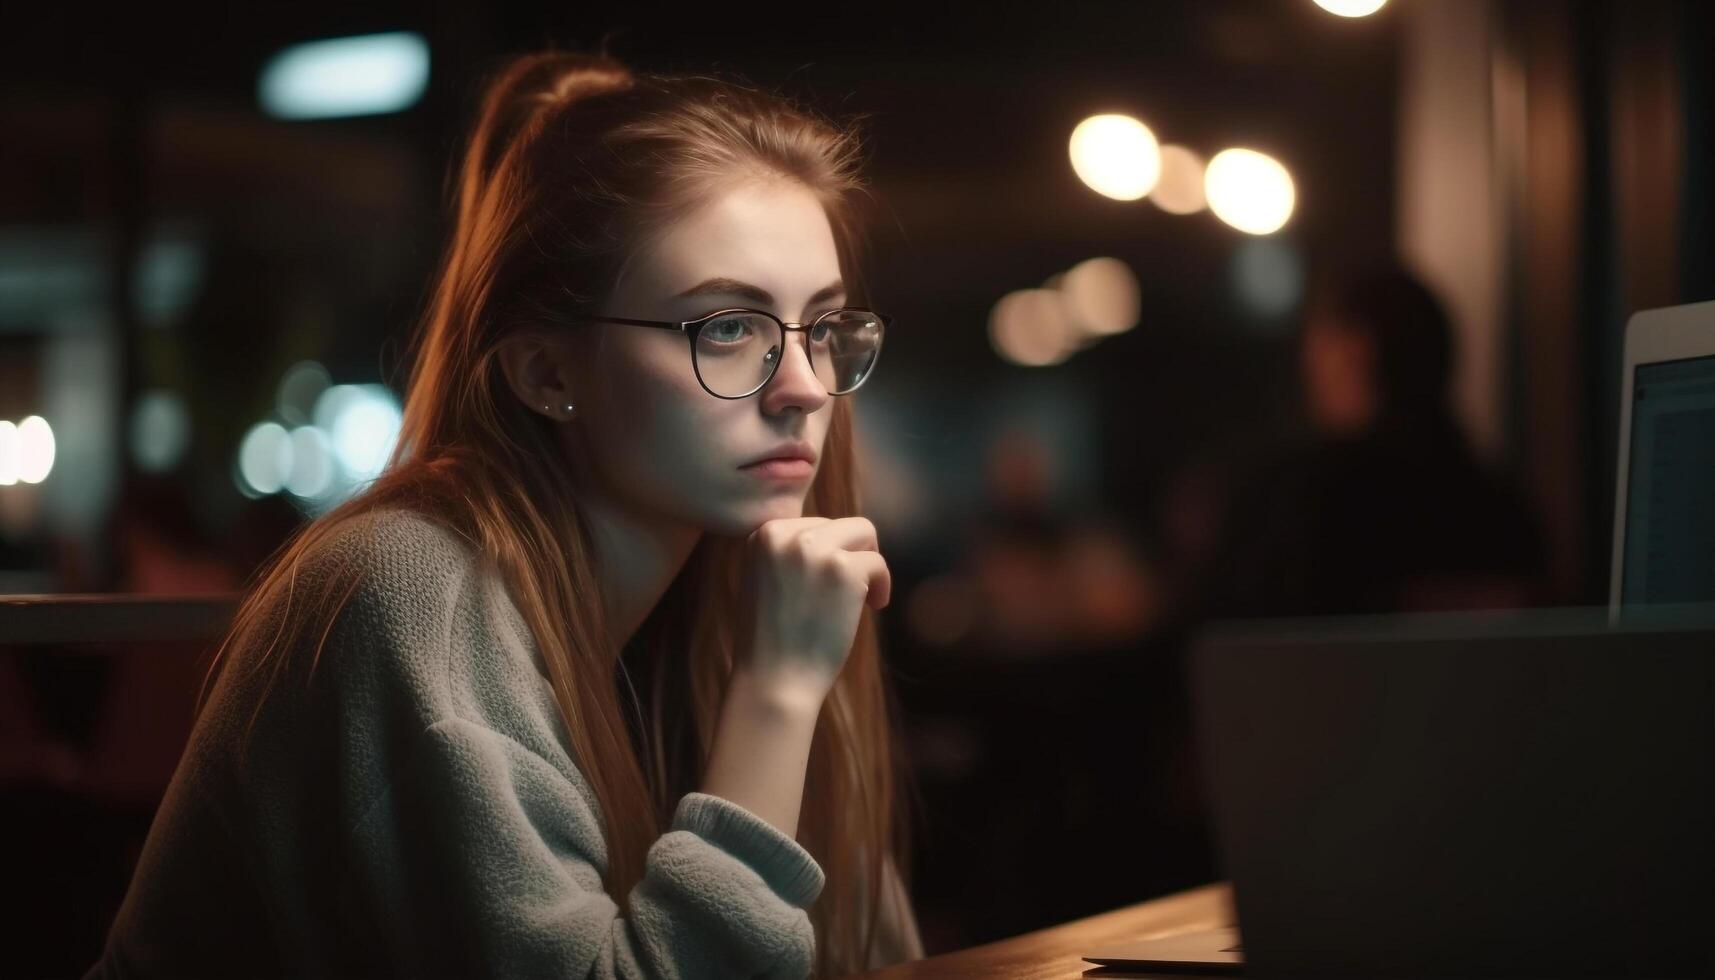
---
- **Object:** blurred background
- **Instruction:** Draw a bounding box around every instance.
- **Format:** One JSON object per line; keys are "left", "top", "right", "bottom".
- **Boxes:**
{"left": 2, "top": 0, "right": 1711, "bottom": 973}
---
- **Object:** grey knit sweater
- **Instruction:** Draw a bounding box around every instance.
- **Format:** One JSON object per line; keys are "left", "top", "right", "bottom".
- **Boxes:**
{"left": 85, "top": 507, "right": 872, "bottom": 979}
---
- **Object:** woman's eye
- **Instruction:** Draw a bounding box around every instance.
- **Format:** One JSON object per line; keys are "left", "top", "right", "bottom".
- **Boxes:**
{"left": 704, "top": 316, "right": 752, "bottom": 344}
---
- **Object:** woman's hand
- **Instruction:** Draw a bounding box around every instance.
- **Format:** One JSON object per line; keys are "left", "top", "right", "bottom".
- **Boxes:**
{"left": 701, "top": 516, "right": 890, "bottom": 837}
{"left": 738, "top": 516, "right": 892, "bottom": 709}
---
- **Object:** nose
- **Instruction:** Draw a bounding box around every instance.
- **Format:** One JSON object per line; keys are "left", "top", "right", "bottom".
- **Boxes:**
{"left": 759, "top": 327, "right": 830, "bottom": 416}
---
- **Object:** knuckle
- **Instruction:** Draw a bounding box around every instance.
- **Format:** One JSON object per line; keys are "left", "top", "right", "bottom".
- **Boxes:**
{"left": 833, "top": 560, "right": 867, "bottom": 592}
{"left": 790, "top": 534, "right": 817, "bottom": 561}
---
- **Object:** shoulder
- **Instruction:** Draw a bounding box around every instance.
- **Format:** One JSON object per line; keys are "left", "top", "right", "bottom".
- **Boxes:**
{"left": 259, "top": 507, "right": 488, "bottom": 717}
{"left": 309, "top": 506, "right": 479, "bottom": 591}
{"left": 294, "top": 507, "right": 488, "bottom": 639}
{"left": 300, "top": 508, "right": 567, "bottom": 756}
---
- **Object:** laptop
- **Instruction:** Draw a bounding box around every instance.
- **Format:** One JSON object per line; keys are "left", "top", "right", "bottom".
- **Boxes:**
{"left": 1084, "top": 301, "right": 1715, "bottom": 976}
{"left": 1609, "top": 300, "right": 1715, "bottom": 616}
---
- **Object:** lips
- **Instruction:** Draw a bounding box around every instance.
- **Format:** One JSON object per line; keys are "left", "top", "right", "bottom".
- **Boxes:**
{"left": 741, "top": 443, "right": 817, "bottom": 468}
{"left": 741, "top": 458, "right": 815, "bottom": 481}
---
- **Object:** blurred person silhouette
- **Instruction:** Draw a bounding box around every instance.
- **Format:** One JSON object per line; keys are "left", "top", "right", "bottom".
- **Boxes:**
{"left": 926, "top": 427, "right": 1159, "bottom": 655}
{"left": 891, "top": 425, "right": 1175, "bottom": 946}
{"left": 1186, "top": 265, "right": 1547, "bottom": 619}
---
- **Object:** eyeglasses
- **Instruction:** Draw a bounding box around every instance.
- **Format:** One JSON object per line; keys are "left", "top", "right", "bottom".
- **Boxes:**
{"left": 568, "top": 307, "right": 890, "bottom": 399}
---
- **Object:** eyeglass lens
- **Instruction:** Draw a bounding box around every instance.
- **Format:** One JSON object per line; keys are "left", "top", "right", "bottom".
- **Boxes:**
{"left": 694, "top": 310, "right": 883, "bottom": 397}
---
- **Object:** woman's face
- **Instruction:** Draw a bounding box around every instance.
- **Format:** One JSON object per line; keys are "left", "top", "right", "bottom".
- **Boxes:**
{"left": 562, "top": 177, "right": 844, "bottom": 537}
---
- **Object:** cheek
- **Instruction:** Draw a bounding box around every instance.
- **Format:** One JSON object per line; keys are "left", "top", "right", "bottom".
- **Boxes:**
{"left": 589, "top": 331, "right": 685, "bottom": 423}
{"left": 577, "top": 337, "right": 832, "bottom": 532}
{"left": 599, "top": 344, "right": 710, "bottom": 465}
{"left": 587, "top": 344, "right": 747, "bottom": 513}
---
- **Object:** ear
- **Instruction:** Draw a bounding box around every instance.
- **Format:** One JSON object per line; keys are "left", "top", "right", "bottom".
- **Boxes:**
{"left": 497, "top": 333, "right": 581, "bottom": 421}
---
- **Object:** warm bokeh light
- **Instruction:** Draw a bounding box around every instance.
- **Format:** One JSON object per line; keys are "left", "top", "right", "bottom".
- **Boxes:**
{"left": 1068, "top": 114, "right": 1162, "bottom": 201}
{"left": 0, "top": 421, "right": 16, "bottom": 486}
{"left": 1149, "top": 145, "right": 1207, "bottom": 215}
{"left": 1059, "top": 257, "right": 1141, "bottom": 338}
{"left": 989, "top": 289, "right": 1079, "bottom": 367}
{"left": 8, "top": 416, "right": 56, "bottom": 485}
{"left": 1313, "top": 0, "right": 1388, "bottom": 16}
{"left": 1205, "top": 148, "right": 1296, "bottom": 235}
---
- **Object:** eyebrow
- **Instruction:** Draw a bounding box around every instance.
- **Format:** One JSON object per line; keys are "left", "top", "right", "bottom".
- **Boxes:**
{"left": 674, "top": 276, "right": 847, "bottom": 310}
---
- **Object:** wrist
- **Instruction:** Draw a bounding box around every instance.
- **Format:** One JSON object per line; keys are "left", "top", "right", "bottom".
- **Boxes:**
{"left": 724, "top": 668, "right": 825, "bottom": 726}
{"left": 703, "top": 668, "right": 822, "bottom": 839}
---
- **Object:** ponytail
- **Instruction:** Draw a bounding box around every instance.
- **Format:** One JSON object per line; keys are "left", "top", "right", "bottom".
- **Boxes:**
{"left": 454, "top": 51, "right": 635, "bottom": 220}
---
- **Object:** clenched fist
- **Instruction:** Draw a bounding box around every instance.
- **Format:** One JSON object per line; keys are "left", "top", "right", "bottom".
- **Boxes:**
{"left": 738, "top": 516, "right": 892, "bottom": 707}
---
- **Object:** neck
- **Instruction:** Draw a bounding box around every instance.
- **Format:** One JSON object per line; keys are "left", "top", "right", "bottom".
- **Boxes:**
{"left": 571, "top": 478, "right": 703, "bottom": 655}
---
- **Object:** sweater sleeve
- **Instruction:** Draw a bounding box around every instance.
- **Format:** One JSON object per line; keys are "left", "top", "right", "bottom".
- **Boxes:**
{"left": 339, "top": 715, "right": 824, "bottom": 979}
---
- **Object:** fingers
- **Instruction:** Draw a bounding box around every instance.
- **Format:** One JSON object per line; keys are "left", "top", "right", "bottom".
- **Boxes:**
{"left": 750, "top": 516, "right": 881, "bottom": 554}
{"left": 799, "top": 516, "right": 880, "bottom": 554}
{"left": 838, "top": 549, "right": 892, "bottom": 609}
{"left": 747, "top": 517, "right": 827, "bottom": 548}
{"left": 750, "top": 516, "right": 889, "bottom": 609}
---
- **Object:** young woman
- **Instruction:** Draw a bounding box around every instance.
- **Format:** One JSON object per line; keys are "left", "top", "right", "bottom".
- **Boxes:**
{"left": 86, "top": 50, "right": 921, "bottom": 979}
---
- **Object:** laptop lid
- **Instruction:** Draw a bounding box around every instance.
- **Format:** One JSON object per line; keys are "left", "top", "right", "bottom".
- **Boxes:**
{"left": 1609, "top": 300, "right": 1715, "bottom": 616}
{"left": 1191, "top": 609, "right": 1715, "bottom": 978}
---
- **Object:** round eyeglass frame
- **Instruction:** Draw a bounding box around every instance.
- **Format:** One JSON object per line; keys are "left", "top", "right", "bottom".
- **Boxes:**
{"left": 566, "top": 306, "right": 891, "bottom": 399}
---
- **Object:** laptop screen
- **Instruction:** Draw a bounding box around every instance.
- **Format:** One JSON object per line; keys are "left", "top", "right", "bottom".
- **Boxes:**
{"left": 1622, "top": 354, "right": 1715, "bottom": 605}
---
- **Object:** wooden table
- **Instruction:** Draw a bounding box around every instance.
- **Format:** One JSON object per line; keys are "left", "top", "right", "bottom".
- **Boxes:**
{"left": 861, "top": 883, "right": 1234, "bottom": 979}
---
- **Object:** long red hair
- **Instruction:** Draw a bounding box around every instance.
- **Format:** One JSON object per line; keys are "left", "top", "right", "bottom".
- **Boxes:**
{"left": 200, "top": 49, "right": 909, "bottom": 976}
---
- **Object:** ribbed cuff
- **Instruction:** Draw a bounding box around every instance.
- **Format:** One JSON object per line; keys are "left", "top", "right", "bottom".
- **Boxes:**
{"left": 672, "top": 792, "right": 826, "bottom": 908}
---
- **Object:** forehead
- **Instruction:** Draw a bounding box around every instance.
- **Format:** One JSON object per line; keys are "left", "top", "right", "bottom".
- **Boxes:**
{"left": 642, "top": 178, "right": 842, "bottom": 296}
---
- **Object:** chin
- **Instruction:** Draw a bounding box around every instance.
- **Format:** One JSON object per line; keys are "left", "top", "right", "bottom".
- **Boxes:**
{"left": 708, "top": 495, "right": 807, "bottom": 537}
